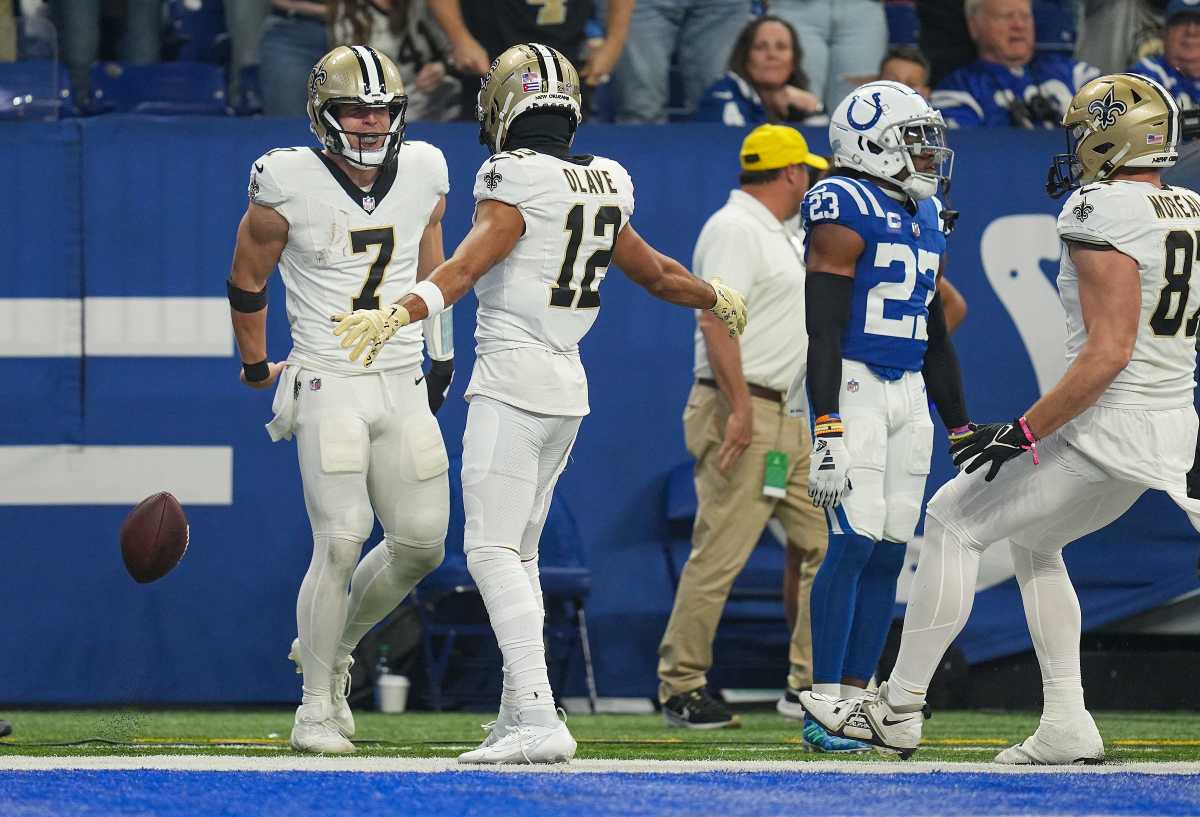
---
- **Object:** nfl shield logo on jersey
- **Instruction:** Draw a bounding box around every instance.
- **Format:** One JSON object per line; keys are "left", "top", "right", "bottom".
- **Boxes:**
{"left": 911, "top": 221, "right": 921, "bottom": 237}
{"left": 310, "top": 378, "right": 322, "bottom": 391}
{"left": 847, "top": 379, "right": 860, "bottom": 393}
{"left": 362, "top": 195, "right": 376, "bottom": 213}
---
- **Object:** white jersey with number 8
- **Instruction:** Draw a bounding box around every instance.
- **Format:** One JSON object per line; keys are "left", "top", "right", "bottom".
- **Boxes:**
{"left": 249, "top": 142, "right": 448, "bottom": 375}
{"left": 1056, "top": 180, "right": 1200, "bottom": 410}
{"left": 465, "top": 149, "right": 636, "bottom": 416}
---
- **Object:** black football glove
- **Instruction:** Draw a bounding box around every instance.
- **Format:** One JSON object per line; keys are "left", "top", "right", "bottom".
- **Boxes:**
{"left": 949, "top": 418, "right": 1036, "bottom": 482}
{"left": 425, "top": 358, "right": 453, "bottom": 414}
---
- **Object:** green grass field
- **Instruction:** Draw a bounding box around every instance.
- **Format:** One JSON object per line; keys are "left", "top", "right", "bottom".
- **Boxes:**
{"left": 2, "top": 709, "right": 1199, "bottom": 763}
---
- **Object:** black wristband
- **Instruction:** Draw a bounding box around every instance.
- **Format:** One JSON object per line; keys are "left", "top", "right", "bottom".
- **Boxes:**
{"left": 243, "top": 359, "right": 270, "bottom": 382}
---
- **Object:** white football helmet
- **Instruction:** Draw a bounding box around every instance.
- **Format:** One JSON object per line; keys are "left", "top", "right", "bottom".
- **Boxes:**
{"left": 829, "top": 80, "right": 953, "bottom": 200}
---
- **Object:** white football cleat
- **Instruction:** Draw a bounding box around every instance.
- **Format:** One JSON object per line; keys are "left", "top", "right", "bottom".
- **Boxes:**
{"left": 457, "top": 714, "right": 576, "bottom": 765}
{"left": 459, "top": 706, "right": 519, "bottom": 759}
{"left": 799, "top": 682, "right": 925, "bottom": 759}
{"left": 994, "top": 714, "right": 1104, "bottom": 765}
{"left": 289, "top": 701, "right": 355, "bottom": 754}
{"left": 289, "top": 638, "right": 355, "bottom": 738}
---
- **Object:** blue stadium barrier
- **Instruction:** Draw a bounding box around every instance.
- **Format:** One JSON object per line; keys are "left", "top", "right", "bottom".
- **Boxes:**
{"left": 1, "top": 118, "right": 1196, "bottom": 703}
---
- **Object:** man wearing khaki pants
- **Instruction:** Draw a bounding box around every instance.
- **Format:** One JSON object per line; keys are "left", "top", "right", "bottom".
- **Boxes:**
{"left": 657, "top": 125, "right": 829, "bottom": 728}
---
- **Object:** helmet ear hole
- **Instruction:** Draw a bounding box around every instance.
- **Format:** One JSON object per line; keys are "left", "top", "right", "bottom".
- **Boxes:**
{"left": 1092, "top": 142, "right": 1114, "bottom": 153}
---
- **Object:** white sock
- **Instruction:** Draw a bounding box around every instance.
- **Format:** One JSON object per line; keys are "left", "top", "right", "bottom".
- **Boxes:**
{"left": 336, "top": 537, "right": 443, "bottom": 661}
{"left": 889, "top": 516, "right": 983, "bottom": 708}
{"left": 813, "top": 683, "right": 841, "bottom": 697}
{"left": 841, "top": 684, "right": 867, "bottom": 699}
{"left": 1010, "top": 543, "right": 1087, "bottom": 723}
{"left": 296, "top": 534, "right": 362, "bottom": 704}
{"left": 468, "top": 546, "right": 557, "bottom": 727}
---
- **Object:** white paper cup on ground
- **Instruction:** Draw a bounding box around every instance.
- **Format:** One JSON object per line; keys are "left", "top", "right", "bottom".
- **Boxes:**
{"left": 376, "top": 674, "right": 410, "bottom": 713}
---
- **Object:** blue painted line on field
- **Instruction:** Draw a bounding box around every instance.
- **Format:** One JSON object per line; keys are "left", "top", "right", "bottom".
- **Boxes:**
{"left": 2, "top": 770, "right": 1199, "bottom": 817}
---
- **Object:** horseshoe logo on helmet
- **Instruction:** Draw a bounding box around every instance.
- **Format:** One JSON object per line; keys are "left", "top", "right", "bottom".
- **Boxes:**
{"left": 846, "top": 92, "right": 885, "bottom": 131}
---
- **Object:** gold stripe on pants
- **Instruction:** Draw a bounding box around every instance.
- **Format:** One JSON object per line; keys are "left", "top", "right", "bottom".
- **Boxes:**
{"left": 657, "top": 383, "right": 828, "bottom": 702}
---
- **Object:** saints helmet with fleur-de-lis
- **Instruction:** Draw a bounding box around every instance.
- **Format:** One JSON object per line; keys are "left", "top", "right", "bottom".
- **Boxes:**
{"left": 476, "top": 43, "right": 582, "bottom": 153}
{"left": 1047, "top": 73, "right": 1179, "bottom": 198}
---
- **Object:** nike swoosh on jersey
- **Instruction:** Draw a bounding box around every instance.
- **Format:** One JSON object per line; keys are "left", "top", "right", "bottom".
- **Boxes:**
{"left": 255, "top": 163, "right": 264, "bottom": 173}
{"left": 414, "top": 375, "right": 425, "bottom": 386}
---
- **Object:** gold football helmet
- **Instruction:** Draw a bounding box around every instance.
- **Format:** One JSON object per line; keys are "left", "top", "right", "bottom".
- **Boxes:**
{"left": 477, "top": 43, "right": 582, "bottom": 152}
{"left": 307, "top": 45, "right": 407, "bottom": 168}
{"left": 1047, "top": 73, "right": 1179, "bottom": 198}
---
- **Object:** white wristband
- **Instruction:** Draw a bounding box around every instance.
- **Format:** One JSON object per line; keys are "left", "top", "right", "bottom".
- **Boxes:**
{"left": 410, "top": 280, "right": 446, "bottom": 319}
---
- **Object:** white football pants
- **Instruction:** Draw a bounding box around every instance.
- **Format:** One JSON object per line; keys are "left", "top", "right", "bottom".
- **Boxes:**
{"left": 292, "top": 366, "right": 449, "bottom": 702}
{"left": 835, "top": 360, "right": 936, "bottom": 543}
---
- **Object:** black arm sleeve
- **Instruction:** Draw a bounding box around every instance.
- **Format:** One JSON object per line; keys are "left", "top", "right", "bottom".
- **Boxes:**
{"left": 806, "top": 272, "right": 854, "bottom": 419}
{"left": 922, "top": 291, "right": 970, "bottom": 430}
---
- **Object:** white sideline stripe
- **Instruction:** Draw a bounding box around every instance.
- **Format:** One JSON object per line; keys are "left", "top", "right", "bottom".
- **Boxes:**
{"left": 0, "top": 446, "right": 233, "bottom": 505}
{"left": 3, "top": 756, "right": 1199, "bottom": 775}
{"left": 0, "top": 298, "right": 82, "bottom": 357}
{"left": 0, "top": 298, "right": 232, "bottom": 358}
{"left": 86, "top": 298, "right": 232, "bottom": 357}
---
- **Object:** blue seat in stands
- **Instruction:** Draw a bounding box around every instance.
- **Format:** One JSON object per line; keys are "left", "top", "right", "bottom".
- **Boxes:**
{"left": 1034, "top": 0, "right": 1077, "bottom": 54}
{"left": 167, "top": 0, "right": 229, "bottom": 64}
{"left": 0, "top": 59, "right": 75, "bottom": 120}
{"left": 412, "top": 457, "right": 598, "bottom": 711}
{"left": 884, "top": 0, "right": 920, "bottom": 47}
{"left": 90, "top": 62, "right": 228, "bottom": 115}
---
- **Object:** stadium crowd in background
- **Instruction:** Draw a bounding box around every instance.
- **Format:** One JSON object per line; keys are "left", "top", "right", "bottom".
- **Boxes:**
{"left": 693, "top": 15, "right": 822, "bottom": 126}
{"left": 4, "top": 0, "right": 1199, "bottom": 127}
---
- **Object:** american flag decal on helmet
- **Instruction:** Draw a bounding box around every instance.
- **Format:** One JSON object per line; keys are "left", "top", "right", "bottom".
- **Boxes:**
{"left": 521, "top": 69, "right": 541, "bottom": 93}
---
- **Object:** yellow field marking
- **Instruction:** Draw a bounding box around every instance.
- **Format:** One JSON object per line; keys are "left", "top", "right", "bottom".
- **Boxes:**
{"left": 1113, "top": 739, "right": 1200, "bottom": 747}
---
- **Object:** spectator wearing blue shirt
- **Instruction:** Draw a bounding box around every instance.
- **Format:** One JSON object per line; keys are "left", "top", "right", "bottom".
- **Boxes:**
{"left": 931, "top": 0, "right": 1099, "bottom": 128}
{"left": 1129, "top": 0, "right": 1200, "bottom": 112}
{"left": 694, "top": 16, "right": 822, "bottom": 127}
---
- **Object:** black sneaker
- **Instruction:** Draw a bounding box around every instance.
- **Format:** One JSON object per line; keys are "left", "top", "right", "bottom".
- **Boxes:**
{"left": 662, "top": 688, "right": 740, "bottom": 729}
{"left": 776, "top": 685, "right": 808, "bottom": 720}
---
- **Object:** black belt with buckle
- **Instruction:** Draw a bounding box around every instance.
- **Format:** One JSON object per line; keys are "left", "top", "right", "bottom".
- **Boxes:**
{"left": 697, "top": 377, "right": 783, "bottom": 403}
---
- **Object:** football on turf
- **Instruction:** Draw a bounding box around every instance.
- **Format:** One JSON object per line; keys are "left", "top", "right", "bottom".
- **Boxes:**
{"left": 120, "top": 492, "right": 190, "bottom": 583}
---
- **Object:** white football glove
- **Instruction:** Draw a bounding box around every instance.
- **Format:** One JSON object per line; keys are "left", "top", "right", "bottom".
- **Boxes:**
{"left": 331, "top": 303, "right": 412, "bottom": 368}
{"left": 809, "top": 429, "right": 852, "bottom": 508}
{"left": 709, "top": 278, "right": 749, "bottom": 337}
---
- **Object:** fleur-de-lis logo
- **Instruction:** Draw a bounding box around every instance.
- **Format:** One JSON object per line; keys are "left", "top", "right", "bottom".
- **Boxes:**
{"left": 309, "top": 68, "right": 327, "bottom": 103}
{"left": 1087, "top": 86, "right": 1127, "bottom": 130}
{"left": 483, "top": 168, "right": 503, "bottom": 191}
{"left": 1072, "top": 199, "right": 1094, "bottom": 221}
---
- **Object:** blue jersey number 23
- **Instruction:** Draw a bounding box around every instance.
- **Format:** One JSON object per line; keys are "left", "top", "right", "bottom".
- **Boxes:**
{"left": 865, "top": 243, "right": 938, "bottom": 340}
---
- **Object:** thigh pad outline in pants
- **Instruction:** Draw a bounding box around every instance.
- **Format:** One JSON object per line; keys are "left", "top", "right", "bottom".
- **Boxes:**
{"left": 369, "top": 410, "right": 451, "bottom": 548}
{"left": 882, "top": 406, "right": 934, "bottom": 544}
{"left": 297, "top": 411, "right": 375, "bottom": 541}
{"left": 462, "top": 398, "right": 549, "bottom": 553}
{"left": 840, "top": 411, "right": 887, "bottom": 541}
{"left": 519, "top": 417, "right": 581, "bottom": 562}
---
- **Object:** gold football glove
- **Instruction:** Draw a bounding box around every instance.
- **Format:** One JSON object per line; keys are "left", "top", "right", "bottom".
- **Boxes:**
{"left": 709, "top": 278, "right": 748, "bottom": 337}
{"left": 331, "top": 303, "right": 412, "bottom": 368}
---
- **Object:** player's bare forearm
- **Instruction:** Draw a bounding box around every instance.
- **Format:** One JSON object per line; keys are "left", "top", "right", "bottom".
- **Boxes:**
{"left": 602, "top": 0, "right": 634, "bottom": 51}
{"left": 699, "top": 313, "right": 751, "bottom": 413}
{"left": 1024, "top": 243, "right": 1139, "bottom": 438}
{"left": 612, "top": 225, "right": 717, "bottom": 309}
{"left": 416, "top": 197, "right": 447, "bottom": 282}
{"left": 398, "top": 199, "right": 524, "bottom": 320}
{"left": 228, "top": 204, "right": 287, "bottom": 364}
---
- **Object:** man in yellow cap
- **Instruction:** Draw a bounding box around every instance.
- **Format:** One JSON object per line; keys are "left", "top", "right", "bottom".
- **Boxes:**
{"left": 655, "top": 125, "right": 829, "bottom": 729}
